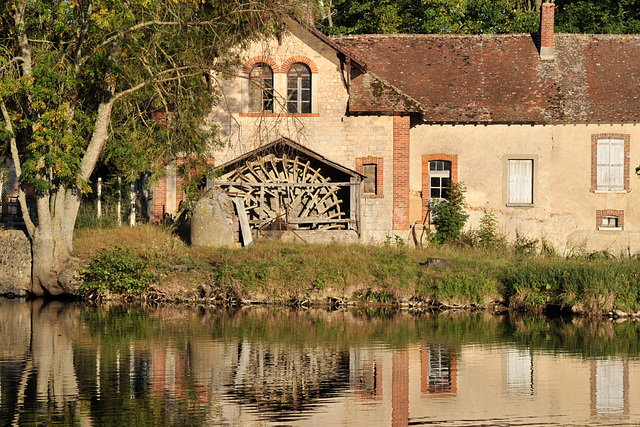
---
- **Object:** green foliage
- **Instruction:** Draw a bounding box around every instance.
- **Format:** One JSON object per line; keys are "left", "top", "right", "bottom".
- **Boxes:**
{"left": 477, "top": 212, "right": 501, "bottom": 247}
{"left": 81, "top": 246, "right": 156, "bottom": 294}
{"left": 556, "top": 0, "right": 640, "bottom": 33}
{"left": 0, "top": 0, "right": 306, "bottom": 279}
{"left": 319, "top": 0, "right": 640, "bottom": 36}
{"left": 320, "top": 0, "right": 540, "bottom": 35}
{"left": 432, "top": 182, "right": 470, "bottom": 243}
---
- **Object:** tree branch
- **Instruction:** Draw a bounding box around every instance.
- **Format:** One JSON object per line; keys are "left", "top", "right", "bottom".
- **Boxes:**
{"left": 14, "top": 0, "right": 33, "bottom": 77}
{"left": 1, "top": 100, "right": 36, "bottom": 237}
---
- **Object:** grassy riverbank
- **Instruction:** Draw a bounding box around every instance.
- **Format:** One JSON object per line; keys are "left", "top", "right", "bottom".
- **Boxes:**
{"left": 74, "top": 225, "right": 640, "bottom": 316}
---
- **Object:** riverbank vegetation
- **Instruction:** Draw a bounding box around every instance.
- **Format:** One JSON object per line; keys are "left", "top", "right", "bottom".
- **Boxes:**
{"left": 73, "top": 223, "right": 640, "bottom": 316}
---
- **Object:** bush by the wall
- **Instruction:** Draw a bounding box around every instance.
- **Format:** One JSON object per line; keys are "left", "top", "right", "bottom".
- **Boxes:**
{"left": 81, "top": 246, "right": 155, "bottom": 294}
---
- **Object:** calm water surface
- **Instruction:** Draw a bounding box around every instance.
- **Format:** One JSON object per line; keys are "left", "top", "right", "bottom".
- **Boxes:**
{"left": 2, "top": 299, "right": 640, "bottom": 426}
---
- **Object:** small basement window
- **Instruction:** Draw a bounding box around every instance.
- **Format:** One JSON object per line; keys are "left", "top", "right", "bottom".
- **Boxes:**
{"left": 596, "top": 210, "right": 624, "bottom": 230}
{"left": 600, "top": 216, "right": 619, "bottom": 229}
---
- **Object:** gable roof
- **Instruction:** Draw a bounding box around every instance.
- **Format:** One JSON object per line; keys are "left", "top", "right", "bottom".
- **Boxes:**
{"left": 214, "top": 137, "right": 363, "bottom": 178}
{"left": 333, "top": 33, "right": 640, "bottom": 124}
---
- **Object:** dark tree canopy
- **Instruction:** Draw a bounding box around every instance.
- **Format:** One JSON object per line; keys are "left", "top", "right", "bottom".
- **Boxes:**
{"left": 316, "top": 0, "right": 640, "bottom": 35}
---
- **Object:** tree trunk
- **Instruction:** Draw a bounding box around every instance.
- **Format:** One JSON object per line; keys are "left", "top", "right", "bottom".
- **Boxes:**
{"left": 29, "top": 187, "right": 81, "bottom": 296}
{"left": 30, "top": 217, "right": 70, "bottom": 296}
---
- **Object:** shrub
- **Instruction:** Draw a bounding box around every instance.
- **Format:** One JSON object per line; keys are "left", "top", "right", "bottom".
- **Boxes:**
{"left": 82, "top": 246, "right": 155, "bottom": 294}
{"left": 432, "top": 182, "right": 470, "bottom": 243}
{"left": 478, "top": 212, "right": 501, "bottom": 247}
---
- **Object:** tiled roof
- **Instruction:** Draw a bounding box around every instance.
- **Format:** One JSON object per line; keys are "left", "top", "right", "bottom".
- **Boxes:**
{"left": 333, "top": 33, "right": 640, "bottom": 123}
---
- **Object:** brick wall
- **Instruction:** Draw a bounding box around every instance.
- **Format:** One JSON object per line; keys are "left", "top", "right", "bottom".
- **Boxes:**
{"left": 393, "top": 115, "right": 410, "bottom": 230}
{"left": 540, "top": 3, "right": 555, "bottom": 52}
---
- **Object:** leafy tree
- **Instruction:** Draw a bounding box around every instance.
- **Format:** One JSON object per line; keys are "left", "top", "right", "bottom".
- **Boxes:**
{"left": 555, "top": 0, "right": 640, "bottom": 33}
{"left": 0, "top": 0, "right": 303, "bottom": 295}
{"left": 320, "top": 0, "right": 540, "bottom": 35}
{"left": 319, "top": 0, "right": 640, "bottom": 35}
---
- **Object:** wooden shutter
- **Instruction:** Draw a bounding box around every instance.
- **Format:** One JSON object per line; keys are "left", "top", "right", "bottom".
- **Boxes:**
{"left": 597, "top": 139, "right": 624, "bottom": 191}
{"left": 508, "top": 160, "right": 533, "bottom": 204}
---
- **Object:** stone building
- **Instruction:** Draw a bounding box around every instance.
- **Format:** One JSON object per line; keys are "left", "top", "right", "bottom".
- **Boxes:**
{"left": 148, "top": 3, "right": 640, "bottom": 251}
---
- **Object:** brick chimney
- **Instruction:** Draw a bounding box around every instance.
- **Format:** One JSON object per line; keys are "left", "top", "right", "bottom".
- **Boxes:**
{"left": 540, "top": 2, "right": 555, "bottom": 60}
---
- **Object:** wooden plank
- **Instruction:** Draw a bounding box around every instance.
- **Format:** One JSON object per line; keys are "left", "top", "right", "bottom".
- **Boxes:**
{"left": 234, "top": 196, "right": 254, "bottom": 247}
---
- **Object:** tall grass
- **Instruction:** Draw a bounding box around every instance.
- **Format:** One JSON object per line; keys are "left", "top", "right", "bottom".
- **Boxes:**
{"left": 73, "top": 225, "right": 640, "bottom": 314}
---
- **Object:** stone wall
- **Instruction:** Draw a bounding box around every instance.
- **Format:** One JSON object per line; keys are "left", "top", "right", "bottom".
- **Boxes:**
{"left": 208, "top": 22, "right": 396, "bottom": 244}
{"left": 0, "top": 229, "right": 31, "bottom": 296}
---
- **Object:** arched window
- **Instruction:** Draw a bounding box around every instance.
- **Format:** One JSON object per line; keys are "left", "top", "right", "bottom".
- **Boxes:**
{"left": 249, "top": 64, "right": 273, "bottom": 112}
{"left": 287, "top": 64, "right": 311, "bottom": 114}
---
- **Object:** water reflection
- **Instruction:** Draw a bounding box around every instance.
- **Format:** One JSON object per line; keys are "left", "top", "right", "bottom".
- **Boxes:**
{"left": 2, "top": 300, "right": 640, "bottom": 425}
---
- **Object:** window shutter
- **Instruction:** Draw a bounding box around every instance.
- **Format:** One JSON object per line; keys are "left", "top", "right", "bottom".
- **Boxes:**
{"left": 609, "top": 139, "right": 624, "bottom": 190}
{"left": 508, "top": 160, "right": 533, "bottom": 204}
{"left": 596, "top": 139, "right": 610, "bottom": 190}
{"left": 597, "top": 139, "right": 625, "bottom": 191}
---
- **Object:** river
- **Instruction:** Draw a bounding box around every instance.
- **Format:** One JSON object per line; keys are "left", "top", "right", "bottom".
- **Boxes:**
{"left": 1, "top": 298, "right": 640, "bottom": 426}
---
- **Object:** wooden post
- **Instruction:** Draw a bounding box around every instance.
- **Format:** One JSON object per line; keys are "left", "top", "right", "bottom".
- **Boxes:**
{"left": 97, "top": 177, "right": 102, "bottom": 219}
{"left": 117, "top": 177, "right": 122, "bottom": 227}
{"left": 259, "top": 184, "right": 265, "bottom": 221}
{"left": 129, "top": 180, "right": 136, "bottom": 227}
{"left": 234, "top": 196, "right": 254, "bottom": 247}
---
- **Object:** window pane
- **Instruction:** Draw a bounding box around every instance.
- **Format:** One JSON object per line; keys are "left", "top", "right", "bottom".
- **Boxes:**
{"left": 508, "top": 159, "right": 533, "bottom": 204}
{"left": 249, "top": 64, "right": 273, "bottom": 112}
{"left": 431, "top": 188, "right": 441, "bottom": 198}
{"left": 363, "top": 164, "right": 377, "bottom": 194}
{"left": 287, "top": 64, "right": 312, "bottom": 115}
{"left": 431, "top": 177, "right": 440, "bottom": 188}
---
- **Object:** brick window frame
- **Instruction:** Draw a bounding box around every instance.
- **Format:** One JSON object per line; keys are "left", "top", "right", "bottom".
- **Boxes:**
{"left": 356, "top": 157, "right": 384, "bottom": 198}
{"left": 596, "top": 209, "right": 624, "bottom": 230}
{"left": 591, "top": 133, "right": 630, "bottom": 192}
{"left": 422, "top": 154, "right": 458, "bottom": 222}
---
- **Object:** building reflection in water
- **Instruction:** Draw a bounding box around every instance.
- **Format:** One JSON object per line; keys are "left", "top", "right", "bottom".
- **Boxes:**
{"left": 350, "top": 348, "right": 383, "bottom": 401}
{"left": 591, "top": 359, "right": 629, "bottom": 420}
{"left": 506, "top": 347, "right": 533, "bottom": 396}
{"left": 421, "top": 343, "right": 457, "bottom": 396}
{"left": 4, "top": 302, "right": 640, "bottom": 426}
{"left": 224, "top": 340, "right": 351, "bottom": 422}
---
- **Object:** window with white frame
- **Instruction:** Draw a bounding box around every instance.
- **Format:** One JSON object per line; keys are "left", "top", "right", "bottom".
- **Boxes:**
{"left": 249, "top": 64, "right": 274, "bottom": 113}
{"left": 429, "top": 160, "right": 452, "bottom": 201}
{"left": 287, "top": 63, "right": 311, "bottom": 114}
{"left": 596, "top": 138, "right": 625, "bottom": 191}
{"left": 508, "top": 159, "right": 533, "bottom": 205}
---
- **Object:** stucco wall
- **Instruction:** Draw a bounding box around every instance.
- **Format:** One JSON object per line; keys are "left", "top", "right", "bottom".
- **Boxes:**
{"left": 208, "top": 25, "right": 396, "bottom": 243}
{"left": 412, "top": 123, "right": 640, "bottom": 253}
